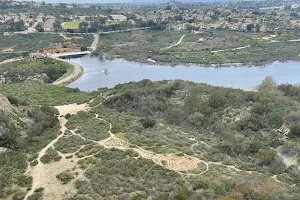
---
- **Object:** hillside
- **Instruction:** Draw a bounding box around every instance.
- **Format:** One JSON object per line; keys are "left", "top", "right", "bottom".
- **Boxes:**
{"left": 1, "top": 80, "right": 300, "bottom": 199}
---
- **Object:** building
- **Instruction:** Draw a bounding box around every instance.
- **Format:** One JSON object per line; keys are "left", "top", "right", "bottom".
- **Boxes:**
{"left": 110, "top": 15, "right": 127, "bottom": 22}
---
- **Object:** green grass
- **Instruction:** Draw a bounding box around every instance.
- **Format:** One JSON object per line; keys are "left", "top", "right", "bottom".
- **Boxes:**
{"left": 105, "top": 21, "right": 120, "bottom": 26}
{"left": 0, "top": 82, "right": 97, "bottom": 106}
{"left": 63, "top": 21, "right": 90, "bottom": 30}
{"left": 115, "top": 133, "right": 127, "bottom": 141}
{"left": 96, "top": 29, "right": 300, "bottom": 65}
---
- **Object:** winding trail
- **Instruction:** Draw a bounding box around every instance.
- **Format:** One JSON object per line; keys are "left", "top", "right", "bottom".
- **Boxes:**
{"left": 0, "top": 57, "right": 24, "bottom": 65}
{"left": 161, "top": 35, "right": 186, "bottom": 51}
{"left": 24, "top": 98, "right": 281, "bottom": 199}
{"left": 24, "top": 104, "right": 88, "bottom": 200}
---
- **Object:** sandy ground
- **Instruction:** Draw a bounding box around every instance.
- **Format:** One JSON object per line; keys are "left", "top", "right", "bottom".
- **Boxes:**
{"left": 0, "top": 57, "right": 24, "bottom": 65}
{"left": 25, "top": 104, "right": 88, "bottom": 200}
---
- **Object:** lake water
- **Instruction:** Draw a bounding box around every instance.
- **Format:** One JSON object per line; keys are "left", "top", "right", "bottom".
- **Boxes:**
{"left": 68, "top": 55, "right": 300, "bottom": 91}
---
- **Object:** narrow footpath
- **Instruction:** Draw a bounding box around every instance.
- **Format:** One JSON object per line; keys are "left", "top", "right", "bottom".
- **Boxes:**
{"left": 160, "top": 35, "right": 186, "bottom": 51}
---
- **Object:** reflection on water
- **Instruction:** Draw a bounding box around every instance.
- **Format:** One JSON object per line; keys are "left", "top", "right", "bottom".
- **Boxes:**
{"left": 67, "top": 55, "right": 300, "bottom": 91}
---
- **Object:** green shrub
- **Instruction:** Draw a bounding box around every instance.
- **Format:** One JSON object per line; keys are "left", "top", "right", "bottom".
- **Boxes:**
{"left": 12, "top": 192, "right": 26, "bottom": 200}
{"left": 56, "top": 171, "right": 75, "bottom": 184}
{"left": 7, "top": 95, "right": 19, "bottom": 106}
{"left": 65, "top": 113, "right": 72, "bottom": 119}
{"left": 139, "top": 117, "right": 156, "bottom": 129}
{"left": 255, "top": 149, "right": 277, "bottom": 165}
{"left": 290, "top": 124, "right": 300, "bottom": 138}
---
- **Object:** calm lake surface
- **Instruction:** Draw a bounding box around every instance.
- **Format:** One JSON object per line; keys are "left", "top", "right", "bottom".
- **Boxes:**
{"left": 68, "top": 55, "right": 300, "bottom": 91}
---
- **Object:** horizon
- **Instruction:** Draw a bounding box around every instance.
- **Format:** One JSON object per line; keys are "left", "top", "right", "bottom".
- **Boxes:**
{"left": 17, "top": 0, "right": 250, "bottom": 4}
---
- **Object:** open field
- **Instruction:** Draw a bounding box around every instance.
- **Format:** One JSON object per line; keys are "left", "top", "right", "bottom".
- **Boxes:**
{"left": 62, "top": 21, "right": 81, "bottom": 29}
{"left": 96, "top": 30, "right": 300, "bottom": 65}
{"left": 63, "top": 21, "right": 91, "bottom": 30}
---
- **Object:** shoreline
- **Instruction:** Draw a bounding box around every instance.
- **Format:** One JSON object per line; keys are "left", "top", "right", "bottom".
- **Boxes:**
{"left": 51, "top": 57, "right": 84, "bottom": 85}
{"left": 94, "top": 53, "right": 297, "bottom": 68}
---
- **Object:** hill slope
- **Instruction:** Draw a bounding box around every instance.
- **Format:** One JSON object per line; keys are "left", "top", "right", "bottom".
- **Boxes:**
{"left": 1, "top": 80, "right": 300, "bottom": 199}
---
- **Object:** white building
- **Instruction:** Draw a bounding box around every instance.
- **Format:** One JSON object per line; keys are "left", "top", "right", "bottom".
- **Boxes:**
{"left": 110, "top": 15, "right": 127, "bottom": 22}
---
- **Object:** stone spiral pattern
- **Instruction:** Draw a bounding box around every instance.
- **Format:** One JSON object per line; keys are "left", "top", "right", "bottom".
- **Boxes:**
{"left": 153, "top": 155, "right": 199, "bottom": 172}
{"left": 104, "top": 138, "right": 129, "bottom": 147}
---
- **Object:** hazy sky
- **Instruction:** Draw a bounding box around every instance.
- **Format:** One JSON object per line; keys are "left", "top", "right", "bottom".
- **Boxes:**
{"left": 19, "top": 0, "right": 235, "bottom": 3}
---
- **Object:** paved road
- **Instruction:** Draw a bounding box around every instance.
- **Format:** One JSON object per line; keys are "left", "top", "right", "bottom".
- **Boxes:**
{"left": 90, "top": 33, "right": 99, "bottom": 51}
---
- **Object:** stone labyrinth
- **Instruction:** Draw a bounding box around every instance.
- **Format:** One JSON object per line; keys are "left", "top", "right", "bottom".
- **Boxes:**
{"left": 104, "top": 138, "right": 130, "bottom": 148}
{"left": 153, "top": 155, "right": 200, "bottom": 172}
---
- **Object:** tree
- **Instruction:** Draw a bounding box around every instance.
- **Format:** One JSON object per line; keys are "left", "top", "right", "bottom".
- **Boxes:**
{"left": 78, "top": 22, "right": 89, "bottom": 33}
{"left": 290, "top": 12, "right": 299, "bottom": 19}
{"left": 35, "top": 23, "right": 44, "bottom": 32}
{"left": 139, "top": 117, "right": 156, "bottom": 129}
{"left": 258, "top": 76, "right": 277, "bottom": 93}
{"left": 290, "top": 124, "right": 300, "bottom": 138}
{"left": 247, "top": 23, "right": 255, "bottom": 32}
{"left": 53, "top": 20, "right": 62, "bottom": 32}
{"left": 80, "top": 46, "right": 88, "bottom": 51}
{"left": 255, "top": 148, "right": 277, "bottom": 165}
{"left": 165, "top": 5, "right": 172, "bottom": 10}
{"left": 8, "top": 20, "right": 25, "bottom": 32}
{"left": 256, "top": 23, "right": 261, "bottom": 32}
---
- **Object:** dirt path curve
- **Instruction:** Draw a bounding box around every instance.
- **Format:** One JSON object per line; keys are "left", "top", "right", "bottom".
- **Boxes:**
{"left": 161, "top": 35, "right": 186, "bottom": 51}
{"left": 0, "top": 57, "right": 24, "bottom": 65}
{"left": 24, "top": 104, "right": 87, "bottom": 200}
{"left": 23, "top": 100, "right": 270, "bottom": 199}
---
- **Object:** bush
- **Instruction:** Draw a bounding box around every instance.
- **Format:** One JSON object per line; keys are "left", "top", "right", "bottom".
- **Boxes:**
{"left": 80, "top": 46, "right": 88, "bottom": 51}
{"left": 139, "top": 117, "right": 156, "bottom": 129}
{"left": 7, "top": 95, "right": 19, "bottom": 106}
{"left": 65, "top": 113, "right": 72, "bottom": 119}
{"left": 255, "top": 149, "right": 277, "bottom": 165}
{"left": 12, "top": 192, "right": 26, "bottom": 200}
{"left": 56, "top": 171, "right": 75, "bottom": 184}
{"left": 290, "top": 124, "right": 300, "bottom": 138}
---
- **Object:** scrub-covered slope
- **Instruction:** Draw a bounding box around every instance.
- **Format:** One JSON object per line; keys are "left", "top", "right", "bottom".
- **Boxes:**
{"left": 1, "top": 79, "right": 300, "bottom": 200}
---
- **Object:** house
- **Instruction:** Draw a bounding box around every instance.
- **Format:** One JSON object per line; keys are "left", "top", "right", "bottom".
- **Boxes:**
{"left": 110, "top": 15, "right": 127, "bottom": 22}
{"left": 30, "top": 53, "right": 45, "bottom": 60}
